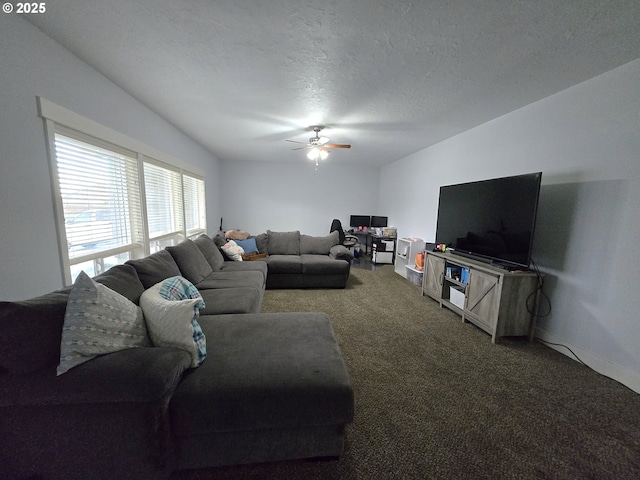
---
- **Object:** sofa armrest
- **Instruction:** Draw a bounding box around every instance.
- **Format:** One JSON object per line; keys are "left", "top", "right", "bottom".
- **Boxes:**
{"left": 0, "top": 347, "right": 190, "bottom": 479}
{"left": 0, "top": 347, "right": 191, "bottom": 408}
{"left": 329, "top": 245, "right": 354, "bottom": 262}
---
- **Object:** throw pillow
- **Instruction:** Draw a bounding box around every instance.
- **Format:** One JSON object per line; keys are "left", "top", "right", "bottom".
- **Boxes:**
{"left": 225, "top": 229, "right": 250, "bottom": 240}
{"left": 300, "top": 231, "right": 340, "bottom": 255}
{"left": 166, "top": 239, "right": 213, "bottom": 284}
{"left": 254, "top": 232, "right": 268, "bottom": 253}
{"left": 193, "top": 234, "right": 225, "bottom": 271}
{"left": 126, "top": 250, "right": 182, "bottom": 289}
{"left": 57, "top": 271, "right": 151, "bottom": 376}
{"left": 221, "top": 240, "right": 244, "bottom": 261}
{"left": 267, "top": 230, "right": 300, "bottom": 255}
{"left": 235, "top": 237, "right": 258, "bottom": 254}
{"left": 140, "top": 276, "right": 207, "bottom": 367}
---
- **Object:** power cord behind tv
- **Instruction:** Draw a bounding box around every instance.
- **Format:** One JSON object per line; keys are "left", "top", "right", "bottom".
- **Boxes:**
{"left": 526, "top": 258, "right": 634, "bottom": 392}
{"left": 526, "top": 258, "right": 551, "bottom": 318}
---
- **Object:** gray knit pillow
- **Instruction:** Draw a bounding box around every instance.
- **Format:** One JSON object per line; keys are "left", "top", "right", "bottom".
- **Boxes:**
{"left": 57, "top": 271, "right": 150, "bottom": 375}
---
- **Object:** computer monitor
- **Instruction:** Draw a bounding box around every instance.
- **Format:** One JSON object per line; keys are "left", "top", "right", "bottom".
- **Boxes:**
{"left": 371, "top": 216, "right": 388, "bottom": 228}
{"left": 349, "top": 215, "right": 370, "bottom": 229}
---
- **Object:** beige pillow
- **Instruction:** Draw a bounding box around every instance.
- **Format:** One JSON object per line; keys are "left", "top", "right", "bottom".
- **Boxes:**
{"left": 221, "top": 239, "right": 244, "bottom": 261}
{"left": 139, "top": 276, "right": 207, "bottom": 367}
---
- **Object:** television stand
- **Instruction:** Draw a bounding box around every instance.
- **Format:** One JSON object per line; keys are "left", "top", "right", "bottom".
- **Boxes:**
{"left": 422, "top": 251, "right": 542, "bottom": 343}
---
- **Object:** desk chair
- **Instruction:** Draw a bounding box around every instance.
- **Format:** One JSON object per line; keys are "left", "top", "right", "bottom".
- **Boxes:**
{"left": 330, "top": 219, "right": 360, "bottom": 262}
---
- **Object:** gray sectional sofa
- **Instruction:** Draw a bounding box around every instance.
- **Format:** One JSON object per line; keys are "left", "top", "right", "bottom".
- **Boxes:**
{"left": 215, "top": 229, "right": 354, "bottom": 289}
{"left": 0, "top": 233, "right": 354, "bottom": 480}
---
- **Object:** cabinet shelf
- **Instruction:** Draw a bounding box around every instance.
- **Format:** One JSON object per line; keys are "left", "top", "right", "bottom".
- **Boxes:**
{"left": 394, "top": 238, "right": 425, "bottom": 278}
{"left": 406, "top": 265, "right": 424, "bottom": 274}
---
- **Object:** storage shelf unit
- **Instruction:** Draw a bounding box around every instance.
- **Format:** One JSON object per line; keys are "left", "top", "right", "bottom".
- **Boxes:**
{"left": 395, "top": 238, "right": 425, "bottom": 278}
{"left": 422, "top": 251, "right": 542, "bottom": 343}
{"left": 371, "top": 236, "right": 396, "bottom": 264}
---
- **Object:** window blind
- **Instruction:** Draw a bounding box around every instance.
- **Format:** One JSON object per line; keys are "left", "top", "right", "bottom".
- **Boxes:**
{"left": 183, "top": 173, "right": 206, "bottom": 236}
{"left": 143, "top": 160, "right": 184, "bottom": 241}
{"left": 54, "top": 133, "right": 142, "bottom": 260}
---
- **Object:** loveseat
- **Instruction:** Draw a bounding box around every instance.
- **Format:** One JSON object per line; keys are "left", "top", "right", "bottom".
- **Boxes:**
{"left": 215, "top": 230, "right": 354, "bottom": 289}
{"left": 0, "top": 234, "right": 354, "bottom": 480}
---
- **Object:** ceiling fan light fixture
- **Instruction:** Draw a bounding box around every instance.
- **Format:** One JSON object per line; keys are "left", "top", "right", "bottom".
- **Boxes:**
{"left": 307, "top": 148, "right": 319, "bottom": 160}
{"left": 306, "top": 147, "right": 329, "bottom": 161}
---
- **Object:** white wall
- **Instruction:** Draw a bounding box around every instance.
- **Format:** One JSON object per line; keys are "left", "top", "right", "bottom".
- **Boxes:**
{"left": 0, "top": 14, "right": 221, "bottom": 300}
{"left": 219, "top": 160, "right": 381, "bottom": 236}
{"left": 380, "top": 59, "right": 640, "bottom": 392}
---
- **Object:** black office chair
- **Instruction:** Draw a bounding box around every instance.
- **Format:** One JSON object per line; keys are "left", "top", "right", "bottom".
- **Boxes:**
{"left": 330, "top": 219, "right": 360, "bottom": 262}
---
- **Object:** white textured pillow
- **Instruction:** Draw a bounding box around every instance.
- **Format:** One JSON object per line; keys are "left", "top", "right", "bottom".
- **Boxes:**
{"left": 58, "top": 271, "right": 150, "bottom": 376}
{"left": 139, "top": 276, "right": 207, "bottom": 367}
{"left": 221, "top": 239, "right": 244, "bottom": 261}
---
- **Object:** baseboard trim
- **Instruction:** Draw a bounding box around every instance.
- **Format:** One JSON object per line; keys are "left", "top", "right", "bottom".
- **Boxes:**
{"left": 535, "top": 329, "right": 640, "bottom": 394}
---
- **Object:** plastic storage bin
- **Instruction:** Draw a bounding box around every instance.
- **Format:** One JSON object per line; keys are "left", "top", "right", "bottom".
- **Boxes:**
{"left": 449, "top": 286, "right": 466, "bottom": 309}
{"left": 406, "top": 266, "right": 423, "bottom": 286}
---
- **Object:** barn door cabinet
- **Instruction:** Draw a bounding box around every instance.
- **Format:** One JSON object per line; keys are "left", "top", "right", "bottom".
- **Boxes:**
{"left": 421, "top": 251, "right": 541, "bottom": 343}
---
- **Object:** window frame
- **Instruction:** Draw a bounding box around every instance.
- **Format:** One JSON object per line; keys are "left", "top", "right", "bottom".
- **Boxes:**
{"left": 39, "top": 97, "right": 206, "bottom": 285}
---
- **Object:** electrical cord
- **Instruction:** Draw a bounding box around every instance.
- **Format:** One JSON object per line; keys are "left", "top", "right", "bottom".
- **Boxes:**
{"left": 536, "top": 338, "right": 586, "bottom": 366}
{"left": 526, "top": 258, "right": 551, "bottom": 318}
{"left": 526, "top": 259, "right": 634, "bottom": 392}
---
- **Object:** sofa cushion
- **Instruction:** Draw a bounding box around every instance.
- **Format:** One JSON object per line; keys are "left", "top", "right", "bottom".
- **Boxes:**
{"left": 219, "top": 260, "right": 268, "bottom": 285}
{"left": 0, "top": 290, "right": 70, "bottom": 375}
{"left": 93, "top": 264, "right": 145, "bottom": 304}
{"left": 170, "top": 312, "right": 354, "bottom": 435}
{"left": 126, "top": 250, "right": 182, "bottom": 289}
{"left": 267, "top": 230, "right": 300, "bottom": 255}
{"left": 198, "top": 288, "right": 263, "bottom": 315}
{"left": 57, "top": 271, "right": 151, "bottom": 376}
{"left": 193, "top": 234, "right": 225, "bottom": 271}
{"left": 166, "top": 239, "right": 213, "bottom": 284}
{"left": 212, "top": 231, "right": 227, "bottom": 247}
{"left": 254, "top": 233, "right": 268, "bottom": 254}
{"left": 140, "top": 276, "right": 206, "bottom": 368}
{"left": 300, "top": 231, "right": 340, "bottom": 255}
{"left": 195, "top": 270, "right": 265, "bottom": 292}
{"left": 301, "top": 254, "right": 351, "bottom": 275}
{"left": 266, "top": 255, "right": 303, "bottom": 274}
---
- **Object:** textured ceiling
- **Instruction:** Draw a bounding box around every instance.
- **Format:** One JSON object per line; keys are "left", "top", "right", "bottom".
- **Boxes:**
{"left": 25, "top": 1, "right": 640, "bottom": 166}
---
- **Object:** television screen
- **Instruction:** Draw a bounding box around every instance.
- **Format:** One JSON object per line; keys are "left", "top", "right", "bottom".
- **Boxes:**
{"left": 370, "top": 216, "right": 388, "bottom": 227}
{"left": 435, "top": 172, "right": 542, "bottom": 269}
{"left": 350, "top": 215, "right": 370, "bottom": 228}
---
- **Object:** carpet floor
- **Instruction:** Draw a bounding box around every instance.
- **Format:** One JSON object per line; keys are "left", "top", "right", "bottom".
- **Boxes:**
{"left": 173, "top": 265, "right": 640, "bottom": 480}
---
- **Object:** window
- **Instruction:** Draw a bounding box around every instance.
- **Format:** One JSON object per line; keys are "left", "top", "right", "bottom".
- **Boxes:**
{"left": 183, "top": 173, "right": 206, "bottom": 237}
{"left": 40, "top": 98, "right": 206, "bottom": 285}
{"left": 144, "top": 160, "right": 185, "bottom": 252}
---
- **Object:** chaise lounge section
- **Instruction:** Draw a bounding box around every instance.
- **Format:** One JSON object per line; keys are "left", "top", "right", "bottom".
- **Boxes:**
{"left": 0, "top": 235, "right": 354, "bottom": 480}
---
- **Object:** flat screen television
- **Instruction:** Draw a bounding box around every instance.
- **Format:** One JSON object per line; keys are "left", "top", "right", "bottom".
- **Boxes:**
{"left": 370, "top": 216, "right": 388, "bottom": 228}
{"left": 435, "top": 172, "right": 542, "bottom": 269}
{"left": 350, "top": 215, "right": 370, "bottom": 229}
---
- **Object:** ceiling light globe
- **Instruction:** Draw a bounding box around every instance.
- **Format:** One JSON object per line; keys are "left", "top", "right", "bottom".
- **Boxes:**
{"left": 307, "top": 148, "right": 320, "bottom": 160}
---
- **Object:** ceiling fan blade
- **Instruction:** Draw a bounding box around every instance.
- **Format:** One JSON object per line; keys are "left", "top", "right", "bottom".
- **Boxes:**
{"left": 326, "top": 144, "right": 351, "bottom": 149}
{"left": 291, "top": 146, "right": 312, "bottom": 150}
{"left": 285, "top": 139, "right": 307, "bottom": 144}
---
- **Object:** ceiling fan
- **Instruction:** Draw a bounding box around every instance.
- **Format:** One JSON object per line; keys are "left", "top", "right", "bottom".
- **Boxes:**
{"left": 286, "top": 126, "right": 351, "bottom": 165}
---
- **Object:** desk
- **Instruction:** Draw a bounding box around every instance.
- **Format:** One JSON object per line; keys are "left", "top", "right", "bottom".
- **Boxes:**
{"left": 349, "top": 231, "right": 396, "bottom": 260}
